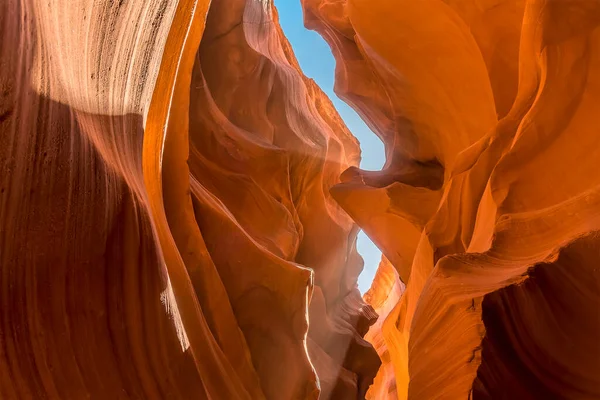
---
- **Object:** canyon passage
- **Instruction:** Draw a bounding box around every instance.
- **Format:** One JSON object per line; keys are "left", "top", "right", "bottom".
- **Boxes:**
{"left": 1, "top": 0, "right": 599, "bottom": 399}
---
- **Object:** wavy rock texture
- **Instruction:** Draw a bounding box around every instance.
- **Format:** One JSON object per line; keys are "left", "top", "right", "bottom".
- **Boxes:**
{"left": 3, "top": 0, "right": 600, "bottom": 399}
{"left": 0, "top": 0, "right": 379, "bottom": 399}
{"left": 303, "top": 0, "right": 600, "bottom": 398}
{"left": 363, "top": 256, "right": 405, "bottom": 400}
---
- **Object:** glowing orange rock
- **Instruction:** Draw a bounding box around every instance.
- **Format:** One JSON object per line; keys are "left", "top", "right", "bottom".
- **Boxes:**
{"left": 304, "top": 0, "right": 600, "bottom": 398}
{"left": 363, "top": 256, "right": 405, "bottom": 400}
{"left": 3, "top": 0, "right": 600, "bottom": 398}
{"left": 0, "top": 0, "right": 378, "bottom": 398}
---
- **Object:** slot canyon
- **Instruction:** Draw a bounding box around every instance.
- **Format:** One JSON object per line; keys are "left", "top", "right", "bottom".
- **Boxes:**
{"left": 1, "top": 0, "right": 599, "bottom": 399}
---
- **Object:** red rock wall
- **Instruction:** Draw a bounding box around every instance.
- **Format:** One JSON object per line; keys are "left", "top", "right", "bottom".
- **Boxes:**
{"left": 2, "top": 0, "right": 600, "bottom": 399}
{"left": 303, "top": 0, "right": 600, "bottom": 398}
{"left": 0, "top": 0, "right": 379, "bottom": 398}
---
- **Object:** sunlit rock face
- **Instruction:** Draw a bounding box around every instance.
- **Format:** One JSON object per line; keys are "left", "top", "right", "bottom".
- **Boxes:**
{"left": 303, "top": 0, "right": 600, "bottom": 399}
{"left": 0, "top": 0, "right": 379, "bottom": 398}
{"left": 3, "top": 0, "right": 600, "bottom": 398}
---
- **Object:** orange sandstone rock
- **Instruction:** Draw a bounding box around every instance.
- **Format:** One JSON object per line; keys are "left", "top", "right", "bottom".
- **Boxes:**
{"left": 0, "top": 0, "right": 378, "bottom": 398}
{"left": 304, "top": 0, "right": 600, "bottom": 398}
{"left": 2, "top": 0, "right": 600, "bottom": 398}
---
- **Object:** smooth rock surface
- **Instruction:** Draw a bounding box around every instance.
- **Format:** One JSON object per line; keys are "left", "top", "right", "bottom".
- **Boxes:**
{"left": 302, "top": 0, "right": 600, "bottom": 398}
{"left": 2, "top": 0, "right": 600, "bottom": 399}
{"left": 0, "top": 0, "right": 379, "bottom": 398}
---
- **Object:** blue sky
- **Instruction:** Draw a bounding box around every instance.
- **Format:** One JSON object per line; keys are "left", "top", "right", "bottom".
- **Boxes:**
{"left": 274, "top": 0, "right": 385, "bottom": 293}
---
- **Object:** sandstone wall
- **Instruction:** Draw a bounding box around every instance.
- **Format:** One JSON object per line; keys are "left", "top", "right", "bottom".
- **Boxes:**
{"left": 302, "top": 0, "right": 600, "bottom": 398}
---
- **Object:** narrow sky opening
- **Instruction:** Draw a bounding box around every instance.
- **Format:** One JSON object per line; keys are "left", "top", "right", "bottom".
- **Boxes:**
{"left": 274, "top": 0, "right": 385, "bottom": 293}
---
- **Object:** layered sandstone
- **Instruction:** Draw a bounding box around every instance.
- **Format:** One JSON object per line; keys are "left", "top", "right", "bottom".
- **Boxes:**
{"left": 0, "top": 0, "right": 378, "bottom": 398}
{"left": 2, "top": 0, "right": 600, "bottom": 399}
{"left": 303, "top": 0, "right": 600, "bottom": 398}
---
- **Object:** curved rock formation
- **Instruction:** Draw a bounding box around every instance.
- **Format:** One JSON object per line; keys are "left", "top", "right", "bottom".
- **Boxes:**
{"left": 0, "top": 0, "right": 379, "bottom": 398}
{"left": 303, "top": 0, "right": 600, "bottom": 398}
{"left": 2, "top": 0, "right": 600, "bottom": 398}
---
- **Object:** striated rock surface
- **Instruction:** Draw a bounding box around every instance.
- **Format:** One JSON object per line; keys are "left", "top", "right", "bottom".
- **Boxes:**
{"left": 363, "top": 256, "right": 405, "bottom": 400}
{"left": 303, "top": 0, "right": 600, "bottom": 398}
{"left": 0, "top": 0, "right": 379, "bottom": 398}
{"left": 2, "top": 0, "right": 600, "bottom": 399}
